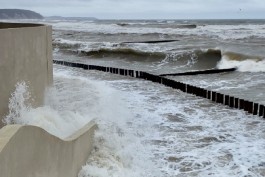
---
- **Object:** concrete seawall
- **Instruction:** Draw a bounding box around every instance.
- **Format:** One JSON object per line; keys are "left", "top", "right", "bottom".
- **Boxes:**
{"left": 0, "top": 121, "right": 97, "bottom": 177}
{"left": 0, "top": 23, "right": 97, "bottom": 177}
{"left": 0, "top": 22, "right": 53, "bottom": 127}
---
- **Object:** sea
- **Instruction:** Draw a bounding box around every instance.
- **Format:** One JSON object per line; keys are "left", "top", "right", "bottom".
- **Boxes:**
{"left": 3, "top": 19, "right": 265, "bottom": 177}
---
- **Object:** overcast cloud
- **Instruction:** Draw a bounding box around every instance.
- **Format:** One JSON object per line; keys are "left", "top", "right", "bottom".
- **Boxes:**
{"left": 1, "top": 0, "right": 265, "bottom": 19}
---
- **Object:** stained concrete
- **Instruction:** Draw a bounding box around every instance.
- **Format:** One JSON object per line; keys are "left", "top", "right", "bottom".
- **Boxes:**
{"left": 0, "top": 121, "right": 97, "bottom": 177}
{"left": 0, "top": 23, "right": 53, "bottom": 127}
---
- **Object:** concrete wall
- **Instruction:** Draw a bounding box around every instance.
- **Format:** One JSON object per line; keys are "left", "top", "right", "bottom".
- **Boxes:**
{"left": 0, "top": 121, "right": 97, "bottom": 177}
{"left": 0, "top": 23, "right": 53, "bottom": 127}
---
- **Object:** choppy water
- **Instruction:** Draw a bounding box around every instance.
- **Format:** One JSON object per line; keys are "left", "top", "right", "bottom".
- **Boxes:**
{"left": 3, "top": 19, "right": 265, "bottom": 177}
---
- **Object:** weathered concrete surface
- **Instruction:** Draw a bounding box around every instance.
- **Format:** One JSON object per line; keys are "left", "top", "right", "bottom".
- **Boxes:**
{"left": 0, "top": 22, "right": 43, "bottom": 29}
{"left": 0, "top": 121, "right": 97, "bottom": 177}
{"left": 0, "top": 23, "right": 53, "bottom": 127}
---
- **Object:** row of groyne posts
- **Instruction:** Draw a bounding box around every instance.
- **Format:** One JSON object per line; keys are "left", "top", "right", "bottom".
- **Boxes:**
{"left": 53, "top": 60, "right": 265, "bottom": 119}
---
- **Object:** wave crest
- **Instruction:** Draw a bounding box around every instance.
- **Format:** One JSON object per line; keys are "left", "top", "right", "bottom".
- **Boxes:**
{"left": 217, "top": 52, "right": 265, "bottom": 72}
{"left": 79, "top": 47, "right": 165, "bottom": 60}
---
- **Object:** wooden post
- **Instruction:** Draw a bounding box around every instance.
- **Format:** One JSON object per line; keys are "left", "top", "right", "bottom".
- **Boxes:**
{"left": 225, "top": 95, "right": 229, "bottom": 106}
{"left": 203, "top": 89, "right": 207, "bottom": 98}
{"left": 259, "top": 105, "right": 264, "bottom": 117}
{"left": 244, "top": 101, "right": 249, "bottom": 112}
{"left": 248, "top": 102, "right": 253, "bottom": 114}
{"left": 229, "top": 97, "right": 234, "bottom": 108}
{"left": 187, "top": 85, "right": 192, "bottom": 94}
{"left": 135, "top": 71, "right": 139, "bottom": 78}
{"left": 220, "top": 94, "right": 224, "bottom": 104}
{"left": 253, "top": 103, "right": 258, "bottom": 115}
{"left": 262, "top": 105, "right": 265, "bottom": 118}
{"left": 239, "top": 99, "right": 244, "bottom": 109}
{"left": 212, "top": 92, "right": 216, "bottom": 102}
{"left": 234, "top": 98, "right": 239, "bottom": 109}
{"left": 207, "top": 91, "right": 211, "bottom": 99}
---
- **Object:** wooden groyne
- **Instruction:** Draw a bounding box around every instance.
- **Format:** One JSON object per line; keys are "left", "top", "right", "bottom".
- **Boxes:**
{"left": 53, "top": 60, "right": 265, "bottom": 119}
{"left": 121, "top": 39, "right": 179, "bottom": 44}
{"left": 159, "top": 68, "right": 237, "bottom": 76}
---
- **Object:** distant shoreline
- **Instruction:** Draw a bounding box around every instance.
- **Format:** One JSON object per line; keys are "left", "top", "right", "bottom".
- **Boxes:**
{"left": 0, "top": 9, "right": 43, "bottom": 19}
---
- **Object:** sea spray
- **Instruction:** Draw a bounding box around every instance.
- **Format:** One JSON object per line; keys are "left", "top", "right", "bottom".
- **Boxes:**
{"left": 3, "top": 82, "right": 31, "bottom": 125}
{"left": 217, "top": 55, "right": 265, "bottom": 72}
{"left": 78, "top": 120, "right": 151, "bottom": 177}
{"left": 3, "top": 73, "right": 103, "bottom": 138}
{"left": 54, "top": 69, "right": 160, "bottom": 177}
{"left": 4, "top": 68, "right": 158, "bottom": 177}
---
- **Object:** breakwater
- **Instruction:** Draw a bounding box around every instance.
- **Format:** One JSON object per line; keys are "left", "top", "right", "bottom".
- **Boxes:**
{"left": 53, "top": 60, "right": 265, "bottom": 119}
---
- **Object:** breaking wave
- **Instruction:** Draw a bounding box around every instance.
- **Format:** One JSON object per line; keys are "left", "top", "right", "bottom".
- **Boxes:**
{"left": 54, "top": 38, "right": 222, "bottom": 67}
{"left": 217, "top": 51, "right": 265, "bottom": 72}
{"left": 55, "top": 36, "right": 265, "bottom": 73}
{"left": 79, "top": 47, "right": 166, "bottom": 60}
{"left": 3, "top": 71, "right": 133, "bottom": 139}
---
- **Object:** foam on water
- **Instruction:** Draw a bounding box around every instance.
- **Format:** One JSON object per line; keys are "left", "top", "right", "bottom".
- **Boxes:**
{"left": 54, "top": 66, "right": 265, "bottom": 177}
{"left": 217, "top": 55, "right": 265, "bottom": 72}
{"left": 4, "top": 67, "right": 160, "bottom": 176}
{"left": 4, "top": 79, "right": 88, "bottom": 138}
{"left": 195, "top": 24, "right": 265, "bottom": 40}
{"left": 50, "top": 21, "right": 265, "bottom": 40}
{"left": 4, "top": 68, "right": 133, "bottom": 139}
{"left": 4, "top": 65, "right": 265, "bottom": 176}
{"left": 54, "top": 37, "right": 174, "bottom": 54}
{"left": 92, "top": 72, "right": 265, "bottom": 177}
{"left": 103, "top": 77, "right": 265, "bottom": 177}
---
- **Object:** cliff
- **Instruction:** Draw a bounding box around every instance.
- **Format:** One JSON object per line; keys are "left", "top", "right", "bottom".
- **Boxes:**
{"left": 0, "top": 9, "right": 43, "bottom": 19}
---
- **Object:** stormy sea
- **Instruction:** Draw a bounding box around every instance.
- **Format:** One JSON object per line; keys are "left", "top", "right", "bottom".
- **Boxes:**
{"left": 5, "top": 19, "right": 265, "bottom": 177}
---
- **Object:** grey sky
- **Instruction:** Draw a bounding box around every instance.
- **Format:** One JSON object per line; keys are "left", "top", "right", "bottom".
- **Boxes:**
{"left": 1, "top": 0, "right": 265, "bottom": 19}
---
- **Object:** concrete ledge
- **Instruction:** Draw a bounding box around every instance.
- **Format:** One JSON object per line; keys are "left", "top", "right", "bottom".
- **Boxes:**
{"left": 0, "top": 22, "right": 44, "bottom": 29}
{"left": 0, "top": 121, "right": 97, "bottom": 177}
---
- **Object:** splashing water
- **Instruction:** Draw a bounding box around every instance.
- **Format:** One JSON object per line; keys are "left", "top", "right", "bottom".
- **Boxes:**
{"left": 217, "top": 57, "right": 265, "bottom": 72}
{"left": 3, "top": 68, "right": 159, "bottom": 177}
{"left": 4, "top": 82, "right": 31, "bottom": 125}
{"left": 4, "top": 73, "right": 104, "bottom": 138}
{"left": 5, "top": 66, "right": 265, "bottom": 177}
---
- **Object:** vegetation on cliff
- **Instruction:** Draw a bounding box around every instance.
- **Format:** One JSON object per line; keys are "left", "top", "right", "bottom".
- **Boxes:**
{"left": 0, "top": 9, "right": 43, "bottom": 19}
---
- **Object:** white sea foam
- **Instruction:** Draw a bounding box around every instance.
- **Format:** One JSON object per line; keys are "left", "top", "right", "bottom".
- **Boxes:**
{"left": 4, "top": 69, "right": 131, "bottom": 139}
{"left": 57, "top": 67, "right": 265, "bottom": 177}
{"left": 49, "top": 21, "right": 265, "bottom": 40}
{"left": 6, "top": 19, "right": 265, "bottom": 41}
{"left": 217, "top": 55, "right": 265, "bottom": 72}
{"left": 5, "top": 65, "right": 265, "bottom": 177}
{"left": 4, "top": 78, "right": 90, "bottom": 138}
{"left": 195, "top": 24, "right": 265, "bottom": 40}
{"left": 54, "top": 37, "right": 176, "bottom": 55}
{"left": 54, "top": 38, "right": 116, "bottom": 48}
{"left": 4, "top": 82, "right": 31, "bottom": 125}
{"left": 4, "top": 67, "right": 160, "bottom": 177}
{"left": 94, "top": 75, "right": 265, "bottom": 177}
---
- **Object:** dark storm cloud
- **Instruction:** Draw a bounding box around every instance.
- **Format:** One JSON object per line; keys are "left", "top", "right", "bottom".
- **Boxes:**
{"left": 1, "top": 0, "right": 265, "bottom": 19}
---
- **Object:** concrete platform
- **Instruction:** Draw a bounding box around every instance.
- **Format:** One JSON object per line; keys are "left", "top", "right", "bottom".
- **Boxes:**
{"left": 0, "top": 121, "right": 97, "bottom": 177}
